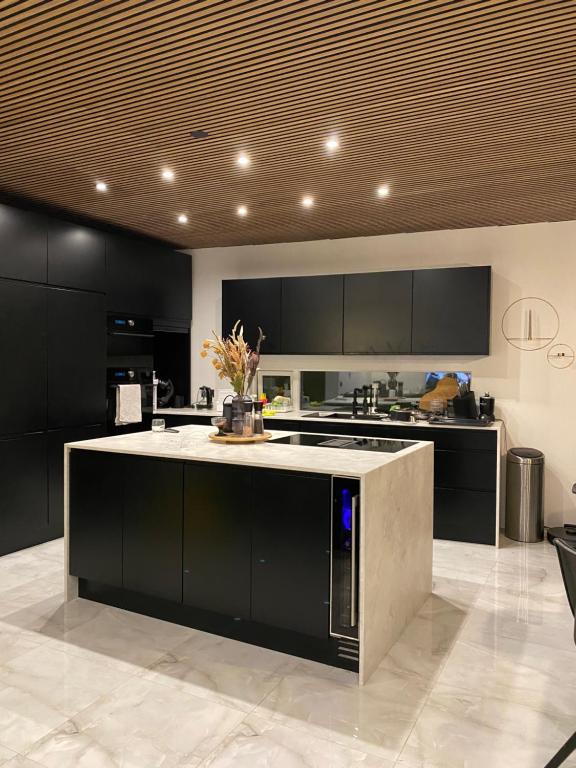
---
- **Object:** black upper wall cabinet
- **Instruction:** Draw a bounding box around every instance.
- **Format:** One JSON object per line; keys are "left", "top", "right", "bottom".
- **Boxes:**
{"left": 47, "top": 220, "right": 106, "bottom": 292}
{"left": 411, "top": 266, "right": 491, "bottom": 355}
{"left": 106, "top": 234, "right": 191, "bottom": 321}
{"left": 0, "top": 204, "right": 47, "bottom": 283}
{"left": 0, "top": 280, "right": 47, "bottom": 436}
{"left": 344, "top": 271, "right": 413, "bottom": 354}
{"left": 222, "top": 278, "right": 282, "bottom": 354}
{"left": 223, "top": 266, "right": 491, "bottom": 356}
{"left": 47, "top": 288, "right": 106, "bottom": 429}
{"left": 281, "top": 275, "right": 344, "bottom": 354}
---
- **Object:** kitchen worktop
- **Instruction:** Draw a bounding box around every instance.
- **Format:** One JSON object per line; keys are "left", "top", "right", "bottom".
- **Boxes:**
{"left": 155, "top": 406, "right": 503, "bottom": 432}
{"left": 66, "top": 423, "right": 430, "bottom": 478}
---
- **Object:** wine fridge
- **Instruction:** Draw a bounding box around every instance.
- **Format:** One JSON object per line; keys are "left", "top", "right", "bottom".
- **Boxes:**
{"left": 330, "top": 476, "right": 360, "bottom": 641}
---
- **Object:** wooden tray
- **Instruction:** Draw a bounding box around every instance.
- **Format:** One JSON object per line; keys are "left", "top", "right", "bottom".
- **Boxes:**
{"left": 209, "top": 431, "right": 273, "bottom": 444}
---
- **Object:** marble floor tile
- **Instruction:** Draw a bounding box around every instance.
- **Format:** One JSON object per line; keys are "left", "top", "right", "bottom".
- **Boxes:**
{"left": 0, "top": 746, "right": 17, "bottom": 766}
{"left": 50, "top": 605, "right": 197, "bottom": 671}
{"left": 2, "top": 757, "right": 48, "bottom": 768}
{"left": 0, "top": 683, "right": 69, "bottom": 753}
{"left": 0, "top": 622, "right": 47, "bottom": 665}
{"left": 397, "top": 681, "right": 576, "bottom": 768}
{"left": 200, "top": 714, "right": 395, "bottom": 767}
{"left": 254, "top": 662, "right": 429, "bottom": 761}
{"left": 142, "top": 632, "right": 292, "bottom": 712}
{"left": 0, "top": 643, "right": 135, "bottom": 718}
{"left": 27, "top": 677, "right": 246, "bottom": 767}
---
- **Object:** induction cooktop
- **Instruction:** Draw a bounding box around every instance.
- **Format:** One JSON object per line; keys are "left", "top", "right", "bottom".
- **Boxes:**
{"left": 269, "top": 433, "right": 417, "bottom": 453}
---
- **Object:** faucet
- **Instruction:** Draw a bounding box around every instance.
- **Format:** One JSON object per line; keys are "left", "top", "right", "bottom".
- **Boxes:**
{"left": 362, "top": 385, "right": 370, "bottom": 415}
{"left": 352, "top": 388, "right": 363, "bottom": 418}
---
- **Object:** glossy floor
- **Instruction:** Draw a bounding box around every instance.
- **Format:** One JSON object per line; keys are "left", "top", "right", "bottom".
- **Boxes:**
{"left": 0, "top": 536, "right": 573, "bottom": 767}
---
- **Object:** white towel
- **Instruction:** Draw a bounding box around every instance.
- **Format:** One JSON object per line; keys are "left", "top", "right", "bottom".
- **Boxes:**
{"left": 115, "top": 384, "right": 142, "bottom": 426}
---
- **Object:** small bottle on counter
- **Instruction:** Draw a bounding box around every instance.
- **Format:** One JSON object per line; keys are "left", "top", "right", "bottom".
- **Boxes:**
{"left": 242, "top": 400, "right": 254, "bottom": 437}
{"left": 253, "top": 400, "right": 264, "bottom": 435}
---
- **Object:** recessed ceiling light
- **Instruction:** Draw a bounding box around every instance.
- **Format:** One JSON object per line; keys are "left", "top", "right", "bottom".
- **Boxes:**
{"left": 301, "top": 195, "right": 314, "bottom": 208}
{"left": 236, "top": 152, "right": 251, "bottom": 168}
{"left": 376, "top": 184, "right": 390, "bottom": 198}
{"left": 190, "top": 129, "right": 209, "bottom": 139}
{"left": 177, "top": 214, "right": 188, "bottom": 224}
{"left": 237, "top": 205, "right": 248, "bottom": 217}
{"left": 325, "top": 135, "right": 339, "bottom": 153}
{"left": 161, "top": 168, "right": 175, "bottom": 182}
{"left": 95, "top": 181, "right": 108, "bottom": 192}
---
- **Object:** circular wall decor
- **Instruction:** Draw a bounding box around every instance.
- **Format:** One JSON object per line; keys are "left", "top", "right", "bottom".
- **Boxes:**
{"left": 547, "top": 343, "right": 575, "bottom": 369}
{"left": 501, "top": 297, "right": 559, "bottom": 351}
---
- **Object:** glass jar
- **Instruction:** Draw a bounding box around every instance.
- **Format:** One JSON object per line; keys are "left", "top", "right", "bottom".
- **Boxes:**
{"left": 253, "top": 401, "right": 264, "bottom": 435}
{"left": 243, "top": 401, "right": 253, "bottom": 437}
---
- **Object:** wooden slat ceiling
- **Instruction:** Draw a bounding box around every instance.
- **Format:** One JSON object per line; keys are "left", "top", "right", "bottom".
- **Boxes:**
{"left": 1, "top": 0, "right": 575, "bottom": 248}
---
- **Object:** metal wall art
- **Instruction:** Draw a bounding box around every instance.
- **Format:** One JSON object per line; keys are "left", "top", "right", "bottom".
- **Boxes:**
{"left": 547, "top": 344, "right": 575, "bottom": 369}
{"left": 501, "top": 297, "right": 559, "bottom": 351}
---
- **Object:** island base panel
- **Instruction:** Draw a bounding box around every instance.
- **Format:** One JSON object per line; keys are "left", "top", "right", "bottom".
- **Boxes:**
{"left": 78, "top": 578, "right": 359, "bottom": 673}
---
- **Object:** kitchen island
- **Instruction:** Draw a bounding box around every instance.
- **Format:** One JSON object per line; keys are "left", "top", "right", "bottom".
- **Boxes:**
{"left": 65, "top": 425, "right": 433, "bottom": 684}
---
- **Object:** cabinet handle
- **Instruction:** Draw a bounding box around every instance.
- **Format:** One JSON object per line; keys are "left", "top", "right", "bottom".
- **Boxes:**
{"left": 350, "top": 494, "right": 359, "bottom": 628}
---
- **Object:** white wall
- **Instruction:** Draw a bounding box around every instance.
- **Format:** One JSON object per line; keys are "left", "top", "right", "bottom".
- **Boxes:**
{"left": 188, "top": 220, "right": 576, "bottom": 525}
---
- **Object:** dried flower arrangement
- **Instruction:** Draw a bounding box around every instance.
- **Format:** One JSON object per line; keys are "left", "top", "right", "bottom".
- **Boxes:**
{"left": 201, "top": 321, "right": 265, "bottom": 396}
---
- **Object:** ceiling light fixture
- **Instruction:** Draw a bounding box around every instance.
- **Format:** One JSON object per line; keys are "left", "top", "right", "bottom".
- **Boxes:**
{"left": 325, "top": 135, "right": 339, "bottom": 153}
{"left": 301, "top": 195, "right": 314, "bottom": 208}
{"left": 237, "top": 205, "right": 248, "bottom": 217}
{"left": 236, "top": 152, "right": 251, "bottom": 168}
{"left": 95, "top": 181, "right": 108, "bottom": 192}
{"left": 376, "top": 184, "right": 390, "bottom": 198}
{"left": 190, "top": 129, "right": 209, "bottom": 139}
{"left": 177, "top": 214, "right": 188, "bottom": 224}
{"left": 161, "top": 168, "right": 175, "bottom": 182}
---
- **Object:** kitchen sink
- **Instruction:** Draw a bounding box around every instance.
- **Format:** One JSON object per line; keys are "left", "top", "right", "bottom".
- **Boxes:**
{"left": 325, "top": 412, "right": 384, "bottom": 421}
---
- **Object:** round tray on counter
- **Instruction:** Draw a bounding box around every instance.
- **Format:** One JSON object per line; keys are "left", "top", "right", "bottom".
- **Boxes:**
{"left": 209, "top": 431, "right": 272, "bottom": 444}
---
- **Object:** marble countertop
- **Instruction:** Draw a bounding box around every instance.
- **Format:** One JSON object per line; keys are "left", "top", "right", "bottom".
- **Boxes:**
{"left": 67, "top": 424, "right": 430, "bottom": 478}
{"left": 155, "top": 407, "right": 502, "bottom": 433}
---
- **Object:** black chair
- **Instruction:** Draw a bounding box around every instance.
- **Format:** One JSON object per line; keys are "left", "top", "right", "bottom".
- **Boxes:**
{"left": 544, "top": 539, "right": 576, "bottom": 768}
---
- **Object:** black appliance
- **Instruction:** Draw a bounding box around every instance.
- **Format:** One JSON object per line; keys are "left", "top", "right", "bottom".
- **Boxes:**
{"left": 106, "top": 314, "right": 154, "bottom": 433}
{"left": 331, "top": 477, "right": 360, "bottom": 641}
{"left": 197, "top": 386, "right": 214, "bottom": 409}
{"left": 269, "top": 433, "right": 416, "bottom": 453}
{"left": 452, "top": 390, "right": 479, "bottom": 420}
{"left": 479, "top": 392, "right": 495, "bottom": 421}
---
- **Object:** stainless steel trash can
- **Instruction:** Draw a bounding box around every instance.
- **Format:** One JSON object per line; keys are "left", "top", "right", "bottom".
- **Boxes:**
{"left": 505, "top": 447, "right": 544, "bottom": 542}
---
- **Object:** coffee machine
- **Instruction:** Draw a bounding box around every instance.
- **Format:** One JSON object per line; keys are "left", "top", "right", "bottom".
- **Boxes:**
{"left": 196, "top": 386, "right": 214, "bottom": 409}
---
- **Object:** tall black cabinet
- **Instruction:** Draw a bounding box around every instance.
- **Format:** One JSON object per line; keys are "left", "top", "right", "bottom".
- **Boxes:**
{"left": 0, "top": 199, "right": 191, "bottom": 556}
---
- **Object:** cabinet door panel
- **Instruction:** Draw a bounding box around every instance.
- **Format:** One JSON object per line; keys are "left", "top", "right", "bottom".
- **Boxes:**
{"left": 222, "top": 278, "right": 281, "bottom": 354}
{"left": 123, "top": 457, "right": 183, "bottom": 602}
{"left": 106, "top": 235, "right": 191, "bottom": 321}
{"left": 0, "top": 281, "right": 47, "bottom": 436}
{"left": 69, "top": 449, "right": 123, "bottom": 586}
{"left": 434, "top": 450, "right": 497, "bottom": 492}
{"left": 412, "top": 267, "right": 491, "bottom": 354}
{"left": 48, "top": 426, "right": 104, "bottom": 539}
{"left": 344, "top": 271, "right": 413, "bottom": 354}
{"left": 281, "top": 275, "right": 343, "bottom": 354}
{"left": 0, "top": 204, "right": 47, "bottom": 283}
{"left": 252, "top": 470, "right": 331, "bottom": 638}
{"left": 47, "top": 288, "right": 106, "bottom": 428}
{"left": 0, "top": 433, "right": 48, "bottom": 555}
{"left": 183, "top": 464, "right": 251, "bottom": 618}
{"left": 48, "top": 221, "right": 106, "bottom": 292}
{"left": 434, "top": 488, "right": 496, "bottom": 545}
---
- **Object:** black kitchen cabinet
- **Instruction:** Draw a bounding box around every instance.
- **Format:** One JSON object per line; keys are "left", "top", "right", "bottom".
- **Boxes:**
{"left": 106, "top": 234, "right": 191, "bottom": 321}
{"left": 0, "top": 204, "right": 47, "bottom": 283}
{"left": 0, "top": 280, "right": 47, "bottom": 436}
{"left": 252, "top": 469, "right": 331, "bottom": 638}
{"left": 69, "top": 449, "right": 124, "bottom": 586}
{"left": 123, "top": 456, "right": 183, "bottom": 602}
{"left": 343, "top": 271, "right": 413, "bottom": 354}
{"left": 281, "top": 275, "right": 344, "bottom": 354}
{"left": 434, "top": 488, "right": 496, "bottom": 545}
{"left": 47, "top": 220, "right": 106, "bottom": 292}
{"left": 48, "top": 426, "right": 104, "bottom": 539}
{"left": 412, "top": 266, "right": 491, "bottom": 355}
{"left": 183, "top": 463, "right": 252, "bottom": 618}
{"left": 0, "top": 433, "right": 48, "bottom": 556}
{"left": 47, "top": 288, "right": 106, "bottom": 429}
{"left": 222, "top": 278, "right": 282, "bottom": 354}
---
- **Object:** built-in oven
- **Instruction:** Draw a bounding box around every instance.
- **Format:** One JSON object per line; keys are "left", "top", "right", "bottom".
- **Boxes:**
{"left": 106, "top": 314, "right": 154, "bottom": 433}
{"left": 331, "top": 477, "right": 360, "bottom": 646}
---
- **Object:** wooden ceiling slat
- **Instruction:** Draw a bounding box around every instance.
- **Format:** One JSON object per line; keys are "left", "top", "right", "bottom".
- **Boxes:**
{"left": 1, "top": 0, "right": 575, "bottom": 247}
